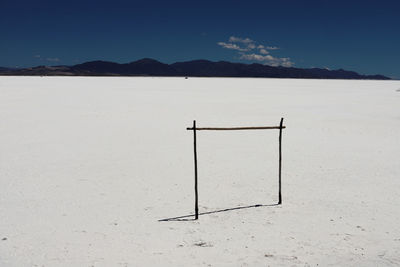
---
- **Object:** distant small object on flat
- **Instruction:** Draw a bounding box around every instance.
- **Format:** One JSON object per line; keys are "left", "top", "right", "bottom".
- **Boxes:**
{"left": 185, "top": 77, "right": 188, "bottom": 79}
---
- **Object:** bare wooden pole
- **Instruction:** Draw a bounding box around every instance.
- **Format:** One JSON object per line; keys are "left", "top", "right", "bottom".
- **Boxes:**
{"left": 187, "top": 126, "right": 285, "bottom": 131}
{"left": 278, "top": 118, "right": 284, "bottom": 205}
{"left": 193, "top": 120, "right": 199, "bottom": 220}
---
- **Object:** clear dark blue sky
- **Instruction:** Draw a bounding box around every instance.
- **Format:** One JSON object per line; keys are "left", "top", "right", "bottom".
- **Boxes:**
{"left": 1, "top": 0, "right": 399, "bottom": 78}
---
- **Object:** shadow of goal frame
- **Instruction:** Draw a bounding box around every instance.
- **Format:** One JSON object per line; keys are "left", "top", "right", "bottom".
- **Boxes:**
{"left": 186, "top": 118, "right": 285, "bottom": 220}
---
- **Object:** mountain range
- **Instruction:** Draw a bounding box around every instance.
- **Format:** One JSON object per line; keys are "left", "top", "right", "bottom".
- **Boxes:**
{"left": 0, "top": 58, "right": 390, "bottom": 80}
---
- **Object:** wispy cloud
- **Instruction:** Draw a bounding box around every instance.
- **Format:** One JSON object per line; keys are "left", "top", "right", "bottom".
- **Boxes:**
{"left": 247, "top": 43, "right": 256, "bottom": 50}
{"left": 46, "top": 57, "right": 60, "bottom": 62}
{"left": 217, "top": 42, "right": 249, "bottom": 52}
{"left": 228, "top": 36, "right": 254, "bottom": 44}
{"left": 33, "top": 55, "right": 61, "bottom": 64}
{"left": 239, "top": 53, "right": 293, "bottom": 67}
{"left": 258, "top": 45, "right": 279, "bottom": 50}
{"left": 218, "top": 36, "right": 294, "bottom": 67}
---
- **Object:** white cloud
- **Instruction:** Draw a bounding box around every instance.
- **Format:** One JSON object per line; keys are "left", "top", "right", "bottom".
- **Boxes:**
{"left": 217, "top": 42, "right": 249, "bottom": 52}
{"left": 46, "top": 57, "right": 60, "bottom": 62}
{"left": 247, "top": 43, "right": 256, "bottom": 49}
{"left": 34, "top": 55, "right": 61, "bottom": 63}
{"left": 228, "top": 36, "right": 254, "bottom": 44}
{"left": 257, "top": 44, "right": 279, "bottom": 52}
{"left": 240, "top": 53, "right": 272, "bottom": 61}
{"left": 218, "top": 36, "right": 294, "bottom": 67}
{"left": 239, "top": 53, "right": 294, "bottom": 67}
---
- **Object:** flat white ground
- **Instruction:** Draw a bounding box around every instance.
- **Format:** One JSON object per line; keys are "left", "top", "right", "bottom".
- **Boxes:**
{"left": 0, "top": 76, "right": 399, "bottom": 266}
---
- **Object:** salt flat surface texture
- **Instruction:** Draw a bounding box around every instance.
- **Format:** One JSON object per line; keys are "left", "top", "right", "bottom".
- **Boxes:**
{"left": 0, "top": 76, "right": 400, "bottom": 266}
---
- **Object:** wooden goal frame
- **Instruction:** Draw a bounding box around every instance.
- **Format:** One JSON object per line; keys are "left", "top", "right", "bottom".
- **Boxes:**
{"left": 186, "top": 118, "right": 285, "bottom": 220}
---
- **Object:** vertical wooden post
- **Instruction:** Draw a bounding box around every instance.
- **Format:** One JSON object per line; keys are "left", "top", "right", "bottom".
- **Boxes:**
{"left": 193, "top": 120, "right": 199, "bottom": 219}
{"left": 278, "top": 118, "right": 283, "bottom": 205}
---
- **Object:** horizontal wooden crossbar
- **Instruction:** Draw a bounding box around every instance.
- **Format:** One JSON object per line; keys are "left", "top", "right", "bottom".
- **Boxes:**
{"left": 186, "top": 126, "right": 286, "bottom": 131}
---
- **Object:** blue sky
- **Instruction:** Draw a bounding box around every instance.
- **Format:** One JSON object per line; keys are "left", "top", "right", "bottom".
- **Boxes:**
{"left": 1, "top": 0, "right": 399, "bottom": 78}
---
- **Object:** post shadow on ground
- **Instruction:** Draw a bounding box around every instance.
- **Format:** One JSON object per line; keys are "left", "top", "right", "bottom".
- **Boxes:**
{"left": 158, "top": 203, "right": 280, "bottom": 222}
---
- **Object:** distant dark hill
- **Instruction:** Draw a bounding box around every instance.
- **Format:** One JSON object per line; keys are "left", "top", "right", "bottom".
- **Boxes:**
{"left": 0, "top": 59, "right": 391, "bottom": 80}
{"left": 171, "top": 60, "right": 390, "bottom": 79}
{"left": 125, "top": 58, "right": 175, "bottom": 75}
{"left": 0, "top": 67, "right": 20, "bottom": 73}
{"left": 307, "top": 68, "right": 389, "bottom": 80}
{"left": 72, "top": 61, "right": 124, "bottom": 75}
{"left": 72, "top": 58, "right": 175, "bottom": 76}
{"left": 2, "top": 66, "right": 74, "bottom": 76}
{"left": 171, "top": 60, "right": 252, "bottom": 77}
